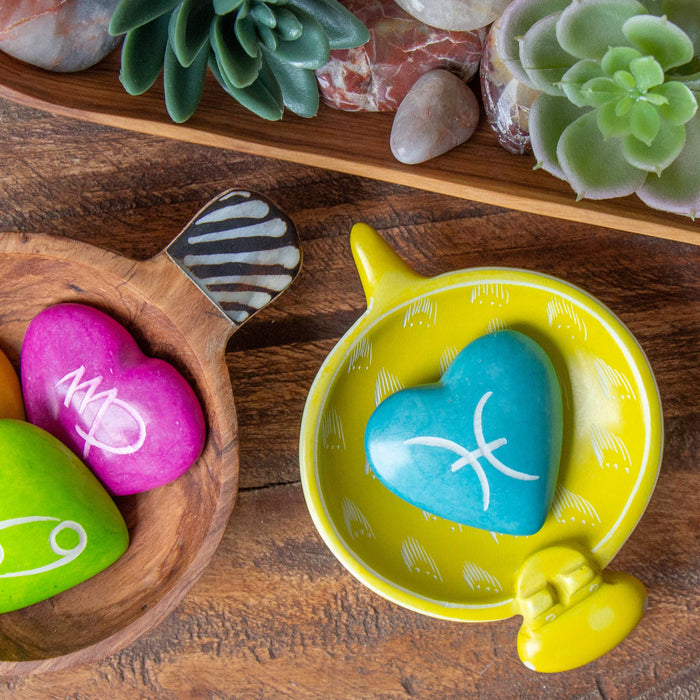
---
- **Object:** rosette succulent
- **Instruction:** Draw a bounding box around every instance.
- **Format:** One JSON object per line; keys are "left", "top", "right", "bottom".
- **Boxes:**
{"left": 498, "top": 0, "right": 700, "bottom": 217}
{"left": 108, "top": 0, "right": 369, "bottom": 122}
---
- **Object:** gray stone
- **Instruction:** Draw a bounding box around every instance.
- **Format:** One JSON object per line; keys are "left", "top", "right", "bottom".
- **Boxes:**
{"left": 390, "top": 70, "right": 480, "bottom": 164}
{"left": 0, "top": 0, "right": 121, "bottom": 72}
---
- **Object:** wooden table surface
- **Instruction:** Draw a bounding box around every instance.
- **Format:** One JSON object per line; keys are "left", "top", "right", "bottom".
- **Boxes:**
{"left": 0, "top": 95, "right": 698, "bottom": 699}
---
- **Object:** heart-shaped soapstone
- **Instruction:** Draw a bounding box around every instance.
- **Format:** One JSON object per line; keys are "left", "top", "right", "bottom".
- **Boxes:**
{"left": 0, "top": 419, "right": 129, "bottom": 613}
{"left": 0, "top": 347, "right": 24, "bottom": 420}
{"left": 21, "top": 303, "right": 206, "bottom": 495}
{"left": 365, "top": 330, "right": 563, "bottom": 535}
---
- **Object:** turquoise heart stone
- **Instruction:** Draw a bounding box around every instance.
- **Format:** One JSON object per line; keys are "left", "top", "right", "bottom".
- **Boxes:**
{"left": 365, "top": 331, "right": 563, "bottom": 535}
{"left": 0, "top": 419, "right": 129, "bottom": 613}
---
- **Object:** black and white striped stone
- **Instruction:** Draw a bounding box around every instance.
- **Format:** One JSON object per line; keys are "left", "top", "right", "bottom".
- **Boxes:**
{"left": 167, "top": 190, "right": 301, "bottom": 325}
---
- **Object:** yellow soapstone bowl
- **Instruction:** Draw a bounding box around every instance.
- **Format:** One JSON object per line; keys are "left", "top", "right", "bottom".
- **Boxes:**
{"left": 299, "top": 224, "right": 663, "bottom": 672}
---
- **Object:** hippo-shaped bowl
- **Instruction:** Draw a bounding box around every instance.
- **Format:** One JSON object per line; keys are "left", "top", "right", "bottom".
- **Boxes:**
{"left": 0, "top": 190, "right": 300, "bottom": 674}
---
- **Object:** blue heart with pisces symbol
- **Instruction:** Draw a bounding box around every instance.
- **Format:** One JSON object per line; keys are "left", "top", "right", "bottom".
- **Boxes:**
{"left": 364, "top": 330, "right": 563, "bottom": 535}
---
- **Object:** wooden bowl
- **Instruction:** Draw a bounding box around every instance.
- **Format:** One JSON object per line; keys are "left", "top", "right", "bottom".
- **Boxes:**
{"left": 0, "top": 190, "right": 301, "bottom": 674}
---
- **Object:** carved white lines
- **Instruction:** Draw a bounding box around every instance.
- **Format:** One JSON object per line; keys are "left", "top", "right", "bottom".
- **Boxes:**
{"left": 403, "top": 297, "right": 437, "bottom": 328}
{"left": 489, "top": 531, "right": 501, "bottom": 544}
{"left": 0, "top": 517, "right": 87, "bottom": 578}
{"left": 594, "top": 358, "right": 636, "bottom": 401}
{"left": 342, "top": 499, "right": 375, "bottom": 540}
{"left": 547, "top": 298, "right": 588, "bottom": 340}
{"left": 439, "top": 346, "right": 459, "bottom": 375}
{"left": 551, "top": 484, "right": 600, "bottom": 527}
{"left": 401, "top": 537, "right": 442, "bottom": 581}
{"left": 470, "top": 283, "right": 509, "bottom": 308}
{"left": 374, "top": 368, "right": 404, "bottom": 407}
{"left": 591, "top": 425, "right": 632, "bottom": 474}
{"left": 486, "top": 317, "right": 508, "bottom": 334}
{"left": 462, "top": 561, "right": 502, "bottom": 593}
{"left": 321, "top": 407, "right": 345, "bottom": 450}
{"left": 347, "top": 337, "right": 372, "bottom": 373}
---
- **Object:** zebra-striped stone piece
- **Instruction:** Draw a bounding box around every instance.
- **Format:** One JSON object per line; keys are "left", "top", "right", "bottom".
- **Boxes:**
{"left": 167, "top": 190, "right": 301, "bottom": 326}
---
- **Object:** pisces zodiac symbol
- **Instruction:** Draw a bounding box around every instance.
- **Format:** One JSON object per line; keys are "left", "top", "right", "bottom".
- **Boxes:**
{"left": 404, "top": 391, "right": 539, "bottom": 511}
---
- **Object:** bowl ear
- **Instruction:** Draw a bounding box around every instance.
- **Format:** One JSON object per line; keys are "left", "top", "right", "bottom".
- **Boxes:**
{"left": 515, "top": 545, "right": 647, "bottom": 673}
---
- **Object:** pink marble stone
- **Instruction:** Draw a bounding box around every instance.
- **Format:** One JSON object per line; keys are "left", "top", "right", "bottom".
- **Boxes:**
{"left": 390, "top": 69, "right": 480, "bottom": 164}
{"left": 315, "top": 0, "right": 487, "bottom": 112}
{"left": 0, "top": 0, "right": 121, "bottom": 72}
{"left": 479, "top": 17, "right": 539, "bottom": 155}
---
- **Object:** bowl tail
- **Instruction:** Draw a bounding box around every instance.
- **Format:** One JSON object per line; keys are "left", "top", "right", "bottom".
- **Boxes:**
{"left": 514, "top": 544, "right": 646, "bottom": 673}
{"left": 350, "top": 223, "right": 425, "bottom": 310}
{"left": 166, "top": 188, "right": 302, "bottom": 329}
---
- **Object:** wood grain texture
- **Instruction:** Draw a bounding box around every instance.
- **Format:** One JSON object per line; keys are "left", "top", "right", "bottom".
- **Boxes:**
{"left": 0, "top": 97, "right": 698, "bottom": 698}
{"left": 0, "top": 49, "right": 699, "bottom": 246}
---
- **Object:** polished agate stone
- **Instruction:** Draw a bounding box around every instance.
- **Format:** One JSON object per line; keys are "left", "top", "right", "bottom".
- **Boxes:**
{"left": 390, "top": 70, "right": 480, "bottom": 164}
{"left": 394, "top": 0, "right": 510, "bottom": 32}
{"left": 0, "top": 0, "right": 121, "bottom": 72}
{"left": 315, "top": 0, "right": 487, "bottom": 112}
{"left": 480, "top": 17, "right": 539, "bottom": 155}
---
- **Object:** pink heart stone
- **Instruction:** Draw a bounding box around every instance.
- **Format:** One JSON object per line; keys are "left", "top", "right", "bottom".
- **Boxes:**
{"left": 21, "top": 303, "right": 206, "bottom": 495}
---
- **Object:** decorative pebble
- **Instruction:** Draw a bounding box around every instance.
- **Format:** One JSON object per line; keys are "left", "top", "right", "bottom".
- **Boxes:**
{"left": 0, "top": 0, "right": 121, "bottom": 72}
{"left": 393, "top": 0, "right": 510, "bottom": 32}
{"left": 0, "top": 419, "right": 128, "bottom": 613}
{"left": 390, "top": 69, "right": 480, "bottom": 164}
{"left": 315, "top": 0, "right": 487, "bottom": 112}
{"left": 365, "top": 331, "right": 563, "bottom": 536}
{"left": 21, "top": 303, "right": 206, "bottom": 495}
{"left": 480, "top": 17, "right": 540, "bottom": 155}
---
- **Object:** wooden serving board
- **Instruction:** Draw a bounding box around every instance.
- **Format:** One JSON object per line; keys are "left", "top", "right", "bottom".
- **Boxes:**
{"left": 0, "top": 190, "right": 300, "bottom": 674}
{"left": 0, "top": 49, "right": 697, "bottom": 246}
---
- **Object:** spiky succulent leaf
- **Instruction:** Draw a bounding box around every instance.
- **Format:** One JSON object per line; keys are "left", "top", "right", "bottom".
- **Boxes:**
{"left": 119, "top": 14, "right": 170, "bottom": 95}
{"left": 285, "top": 0, "right": 369, "bottom": 49}
{"left": 637, "top": 115, "right": 700, "bottom": 216}
{"left": 208, "top": 53, "right": 284, "bottom": 120}
{"left": 560, "top": 60, "right": 604, "bottom": 106}
{"left": 557, "top": 110, "right": 648, "bottom": 198}
{"left": 655, "top": 80, "right": 698, "bottom": 123}
{"left": 496, "top": 0, "right": 571, "bottom": 86}
{"left": 623, "top": 14, "right": 695, "bottom": 70}
{"left": 622, "top": 121, "right": 686, "bottom": 171}
{"left": 164, "top": 41, "right": 209, "bottom": 122}
{"left": 555, "top": 0, "right": 647, "bottom": 60}
{"left": 210, "top": 14, "right": 262, "bottom": 88}
{"left": 601, "top": 46, "right": 643, "bottom": 75}
{"left": 169, "top": 0, "right": 215, "bottom": 67}
{"left": 519, "top": 13, "right": 575, "bottom": 96}
{"left": 262, "top": 47, "right": 319, "bottom": 116}
{"left": 267, "top": 7, "right": 329, "bottom": 68}
{"left": 109, "top": 0, "right": 181, "bottom": 35}
{"left": 529, "top": 93, "right": 588, "bottom": 179}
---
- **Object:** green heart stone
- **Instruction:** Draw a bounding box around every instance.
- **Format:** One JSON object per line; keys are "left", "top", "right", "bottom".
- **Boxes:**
{"left": 0, "top": 419, "right": 129, "bottom": 613}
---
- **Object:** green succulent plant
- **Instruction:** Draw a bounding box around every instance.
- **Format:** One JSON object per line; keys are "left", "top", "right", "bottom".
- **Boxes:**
{"left": 108, "top": 0, "right": 368, "bottom": 123}
{"left": 498, "top": 0, "right": 700, "bottom": 217}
